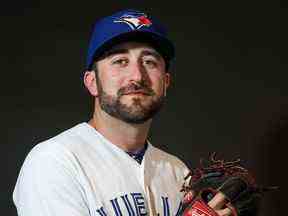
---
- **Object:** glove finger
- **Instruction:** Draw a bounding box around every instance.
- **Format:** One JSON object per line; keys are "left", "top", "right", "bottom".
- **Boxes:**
{"left": 218, "top": 177, "right": 247, "bottom": 202}
{"left": 232, "top": 192, "right": 261, "bottom": 216}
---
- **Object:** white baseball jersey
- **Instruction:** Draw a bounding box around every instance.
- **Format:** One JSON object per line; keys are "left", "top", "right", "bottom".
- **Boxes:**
{"left": 13, "top": 122, "right": 189, "bottom": 216}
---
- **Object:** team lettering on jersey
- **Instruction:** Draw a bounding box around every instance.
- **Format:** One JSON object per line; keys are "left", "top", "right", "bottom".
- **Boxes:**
{"left": 95, "top": 192, "right": 182, "bottom": 216}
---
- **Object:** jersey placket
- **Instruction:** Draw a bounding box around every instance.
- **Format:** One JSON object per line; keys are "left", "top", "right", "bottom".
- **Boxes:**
{"left": 140, "top": 146, "right": 159, "bottom": 216}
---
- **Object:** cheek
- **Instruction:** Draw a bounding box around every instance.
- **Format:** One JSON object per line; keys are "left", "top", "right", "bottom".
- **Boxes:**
{"left": 150, "top": 73, "right": 165, "bottom": 92}
{"left": 99, "top": 67, "right": 126, "bottom": 95}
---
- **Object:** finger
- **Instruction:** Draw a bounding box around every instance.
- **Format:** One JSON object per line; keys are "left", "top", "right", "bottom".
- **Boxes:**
{"left": 183, "top": 191, "right": 195, "bottom": 203}
{"left": 208, "top": 192, "right": 228, "bottom": 210}
{"left": 215, "top": 207, "right": 233, "bottom": 216}
{"left": 185, "top": 208, "right": 206, "bottom": 216}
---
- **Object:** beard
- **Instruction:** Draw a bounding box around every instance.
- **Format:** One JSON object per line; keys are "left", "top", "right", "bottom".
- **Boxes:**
{"left": 97, "top": 81, "right": 165, "bottom": 124}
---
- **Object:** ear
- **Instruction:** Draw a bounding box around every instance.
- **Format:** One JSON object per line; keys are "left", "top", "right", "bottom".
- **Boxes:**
{"left": 83, "top": 70, "right": 98, "bottom": 97}
{"left": 164, "top": 72, "right": 171, "bottom": 96}
{"left": 164, "top": 72, "right": 171, "bottom": 88}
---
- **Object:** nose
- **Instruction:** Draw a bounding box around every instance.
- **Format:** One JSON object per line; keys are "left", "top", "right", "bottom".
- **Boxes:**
{"left": 129, "top": 61, "right": 145, "bottom": 82}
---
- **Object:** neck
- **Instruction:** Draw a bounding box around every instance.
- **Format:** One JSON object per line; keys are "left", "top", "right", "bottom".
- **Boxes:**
{"left": 88, "top": 106, "right": 151, "bottom": 152}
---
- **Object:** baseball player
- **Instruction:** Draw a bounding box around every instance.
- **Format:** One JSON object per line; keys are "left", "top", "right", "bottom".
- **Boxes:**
{"left": 13, "top": 9, "right": 234, "bottom": 216}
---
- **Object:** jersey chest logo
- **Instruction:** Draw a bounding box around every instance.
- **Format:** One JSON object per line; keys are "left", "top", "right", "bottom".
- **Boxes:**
{"left": 95, "top": 192, "right": 178, "bottom": 216}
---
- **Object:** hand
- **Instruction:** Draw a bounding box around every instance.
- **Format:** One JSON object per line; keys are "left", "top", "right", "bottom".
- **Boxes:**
{"left": 207, "top": 192, "right": 232, "bottom": 216}
{"left": 180, "top": 153, "right": 275, "bottom": 216}
{"left": 183, "top": 191, "right": 233, "bottom": 216}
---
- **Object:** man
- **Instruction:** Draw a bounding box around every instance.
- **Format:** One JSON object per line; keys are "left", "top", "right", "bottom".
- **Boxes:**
{"left": 13, "top": 9, "right": 232, "bottom": 216}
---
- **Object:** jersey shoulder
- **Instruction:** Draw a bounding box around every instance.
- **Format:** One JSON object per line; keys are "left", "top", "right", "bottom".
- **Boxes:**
{"left": 26, "top": 122, "right": 94, "bottom": 158}
{"left": 18, "top": 122, "right": 97, "bottom": 179}
{"left": 147, "top": 144, "right": 190, "bottom": 180}
{"left": 149, "top": 144, "right": 187, "bottom": 167}
{"left": 13, "top": 123, "right": 92, "bottom": 215}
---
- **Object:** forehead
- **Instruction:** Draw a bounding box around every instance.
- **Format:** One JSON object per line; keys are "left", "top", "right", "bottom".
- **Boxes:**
{"left": 101, "top": 41, "right": 162, "bottom": 58}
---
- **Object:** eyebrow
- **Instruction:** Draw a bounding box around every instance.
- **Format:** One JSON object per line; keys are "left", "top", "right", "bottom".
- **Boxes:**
{"left": 103, "top": 48, "right": 162, "bottom": 61}
{"left": 140, "top": 50, "right": 162, "bottom": 61}
{"left": 104, "top": 48, "right": 129, "bottom": 59}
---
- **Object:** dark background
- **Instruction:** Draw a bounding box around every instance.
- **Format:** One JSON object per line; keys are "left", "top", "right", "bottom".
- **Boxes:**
{"left": 1, "top": 0, "right": 286, "bottom": 215}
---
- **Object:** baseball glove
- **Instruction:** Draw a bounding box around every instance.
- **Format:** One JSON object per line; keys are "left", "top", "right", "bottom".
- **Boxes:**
{"left": 178, "top": 153, "right": 276, "bottom": 216}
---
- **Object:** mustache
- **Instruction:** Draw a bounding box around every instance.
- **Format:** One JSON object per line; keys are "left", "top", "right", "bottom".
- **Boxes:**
{"left": 118, "top": 83, "right": 155, "bottom": 96}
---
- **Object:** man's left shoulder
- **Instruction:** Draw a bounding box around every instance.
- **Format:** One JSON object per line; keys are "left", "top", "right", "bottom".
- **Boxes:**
{"left": 148, "top": 145, "right": 190, "bottom": 176}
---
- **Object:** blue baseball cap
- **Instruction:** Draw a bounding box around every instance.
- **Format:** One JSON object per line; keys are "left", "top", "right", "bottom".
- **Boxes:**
{"left": 86, "top": 9, "right": 175, "bottom": 70}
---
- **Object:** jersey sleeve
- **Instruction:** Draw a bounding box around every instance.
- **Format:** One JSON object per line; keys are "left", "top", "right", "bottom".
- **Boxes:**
{"left": 13, "top": 144, "right": 90, "bottom": 216}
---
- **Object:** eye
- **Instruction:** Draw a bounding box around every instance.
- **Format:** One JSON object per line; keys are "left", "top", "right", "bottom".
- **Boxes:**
{"left": 143, "top": 58, "right": 158, "bottom": 69}
{"left": 112, "top": 58, "right": 129, "bottom": 67}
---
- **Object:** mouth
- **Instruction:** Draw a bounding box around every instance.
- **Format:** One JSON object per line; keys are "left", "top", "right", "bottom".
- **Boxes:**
{"left": 122, "top": 90, "right": 151, "bottom": 96}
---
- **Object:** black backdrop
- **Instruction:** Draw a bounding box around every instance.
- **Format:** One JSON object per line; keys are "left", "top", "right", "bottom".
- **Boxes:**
{"left": 1, "top": 1, "right": 286, "bottom": 215}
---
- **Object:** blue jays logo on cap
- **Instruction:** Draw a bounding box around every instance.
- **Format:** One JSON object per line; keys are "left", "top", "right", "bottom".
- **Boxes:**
{"left": 114, "top": 12, "right": 152, "bottom": 30}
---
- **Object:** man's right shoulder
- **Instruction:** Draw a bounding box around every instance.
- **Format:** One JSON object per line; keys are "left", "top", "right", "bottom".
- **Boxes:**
{"left": 25, "top": 122, "right": 92, "bottom": 163}
{"left": 13, "top": 123, "right": 95, "bottom": 213}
